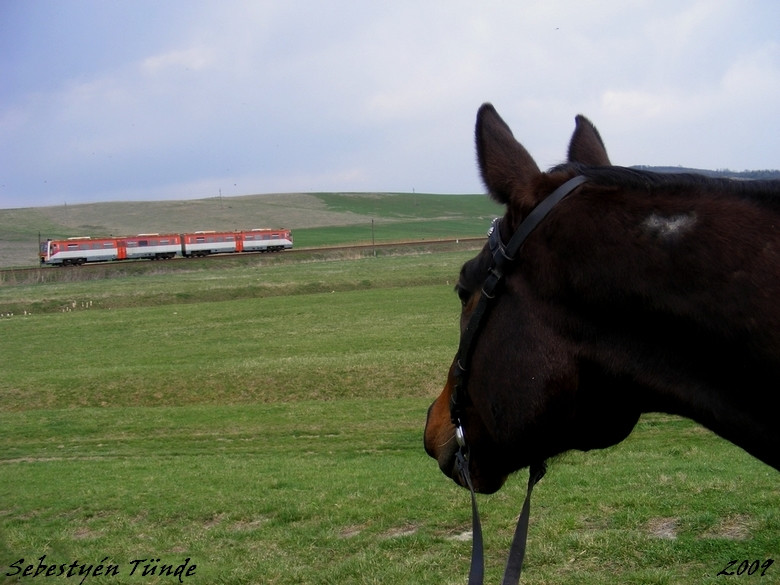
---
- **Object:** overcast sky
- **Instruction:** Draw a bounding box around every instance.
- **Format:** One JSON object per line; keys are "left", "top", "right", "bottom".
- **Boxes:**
{"left": 1, "top": 1, "right": 778, "bottom": 209}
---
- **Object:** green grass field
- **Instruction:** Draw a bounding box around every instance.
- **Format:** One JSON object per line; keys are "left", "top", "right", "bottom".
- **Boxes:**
{"left": 1, "top": 250, "right": 778, "bottom": 585}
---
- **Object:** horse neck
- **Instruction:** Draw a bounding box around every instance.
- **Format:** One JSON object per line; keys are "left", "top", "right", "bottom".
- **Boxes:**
{"left": 540, "top": 183, "right": 780, "bottom": 469}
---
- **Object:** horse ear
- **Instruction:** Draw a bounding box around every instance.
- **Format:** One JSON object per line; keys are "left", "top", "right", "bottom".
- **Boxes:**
{"left": 476, "top": 103, "right": 541, "bottom": 205}
{"left": 567, "top": 114, "right": 611, "bottom": 166}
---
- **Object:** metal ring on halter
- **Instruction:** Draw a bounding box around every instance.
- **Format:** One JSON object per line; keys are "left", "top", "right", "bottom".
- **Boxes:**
{"left": 455, "top": 424, "right": 467, "bottom": 448}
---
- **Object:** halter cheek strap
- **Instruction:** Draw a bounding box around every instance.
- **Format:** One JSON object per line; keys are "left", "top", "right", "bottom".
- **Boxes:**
{"left": 451, "top": 174, "right": 588, "bottom": 426}
{"left": 450, "top": 174, "right": 587, "bottom": 585}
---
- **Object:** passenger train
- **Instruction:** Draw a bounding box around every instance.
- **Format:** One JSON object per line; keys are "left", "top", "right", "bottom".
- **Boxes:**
{"left": 39, "top": 228, "right": 293, "bottom": 266}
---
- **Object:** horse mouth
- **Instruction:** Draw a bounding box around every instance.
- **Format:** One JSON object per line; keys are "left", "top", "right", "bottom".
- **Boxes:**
{"left": 431, "top": 436, "right": 461, "bottom": 482}
{"left": 424, "top": 415, "right": 508, "bottom": 494}
{"left": 449, "top": 457, "right": 508, "bottom": 494}
{"left": 425, "top": 386, "right": 510, "bottom": 493}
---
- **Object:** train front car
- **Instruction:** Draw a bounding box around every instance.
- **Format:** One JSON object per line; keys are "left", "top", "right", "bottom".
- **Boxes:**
{"left": 39, "top": 237, "right": 119, "bottom": 266}
{"left": 39, "top": 240, "right": 51, "bottom": 264}
{"left": 238, "top": 228, "right": 293, "bottom": 252}
{"left": 275, "top": 229, "right": 294, "bottom": 251}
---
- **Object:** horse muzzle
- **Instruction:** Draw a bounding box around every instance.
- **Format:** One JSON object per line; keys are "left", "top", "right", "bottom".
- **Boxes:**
{"left": 425, "top": 392, "right": 508, "bottom": 494}
{"left": 424, "top": 399, "right": 461, "bottom": 479}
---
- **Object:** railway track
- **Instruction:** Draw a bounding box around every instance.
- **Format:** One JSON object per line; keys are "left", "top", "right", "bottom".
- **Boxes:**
{"left": 1, "top": 238, "right": 483, "bottom": 282}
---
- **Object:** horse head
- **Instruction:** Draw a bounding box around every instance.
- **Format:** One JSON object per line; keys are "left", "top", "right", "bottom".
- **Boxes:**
{"left": 425, "top": 105, "right": 627, "bottom": 493}
{"left": 425, "top": 104, "right": 780, "bottom": 494}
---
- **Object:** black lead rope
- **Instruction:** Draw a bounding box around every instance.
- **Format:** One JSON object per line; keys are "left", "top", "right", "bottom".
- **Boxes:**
{"left": 499, "top": 463, "right": 546, "bottom": 585}
{"left": 456, "top": 449, "right": 546, "bottom": 585}
{"left": 450, "top": 175, "right": 587, "bottom": 585}
{"left": 455, "top": 448, "right": 485, "bottom": 584}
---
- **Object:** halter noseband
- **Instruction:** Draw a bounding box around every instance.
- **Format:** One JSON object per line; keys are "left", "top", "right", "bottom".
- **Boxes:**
{"left": 448, "top": 174, "right": 587, "bottom": 585}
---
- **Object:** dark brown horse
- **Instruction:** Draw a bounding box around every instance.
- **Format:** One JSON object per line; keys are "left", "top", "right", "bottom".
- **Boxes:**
{"left": 425, "top": 104, "right": 780, "bottom": 495}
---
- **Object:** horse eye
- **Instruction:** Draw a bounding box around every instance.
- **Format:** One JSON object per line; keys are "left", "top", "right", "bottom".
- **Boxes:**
{"left": 455, "top": 284, "right": 472, "bottom": 307}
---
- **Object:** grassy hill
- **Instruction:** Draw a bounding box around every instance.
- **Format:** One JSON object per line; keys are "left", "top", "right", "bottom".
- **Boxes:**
{"left": 0, "top": 192, "right": 502, "bottom": 267}
{"left": 6, "top": 165, "right": 776, "bottom": 268}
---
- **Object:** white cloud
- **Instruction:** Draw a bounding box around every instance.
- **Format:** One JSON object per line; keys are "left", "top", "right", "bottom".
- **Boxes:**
{"left": 721, "top": 42, "right": 780, "bottom": 100}
{"left": 1, "top": 0, "right": 778, "bottom": 208}
{"left": 141, "top": 47, "right": 216, "bottom": 74}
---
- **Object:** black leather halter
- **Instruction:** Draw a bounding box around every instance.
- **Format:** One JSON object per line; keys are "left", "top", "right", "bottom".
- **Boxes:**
{"left": 449, "top": 174, "right": 587, "bottom": 585}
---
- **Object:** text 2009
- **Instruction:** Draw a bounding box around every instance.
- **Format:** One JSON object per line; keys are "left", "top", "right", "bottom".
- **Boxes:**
{"left": 717, "top": 560, "right": 774, "bottom": 577}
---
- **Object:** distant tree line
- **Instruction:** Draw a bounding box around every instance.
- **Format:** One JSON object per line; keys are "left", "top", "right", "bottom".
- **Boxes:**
{"left": 632, "top": 165, "right": 780, "bottom": 180}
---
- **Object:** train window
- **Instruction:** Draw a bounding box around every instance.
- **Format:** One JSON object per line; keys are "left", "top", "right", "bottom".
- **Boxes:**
{"left": 68, "top": 244, "right": 78, "bottom": 249}
{"left": 196, "top": 237, "right": 205, "bottom": 243}
{"left": 272, "top": 234, "right": 279, "bottom": 239}
{"left": 104, "top": 242, "right": 114, "bottom": 248}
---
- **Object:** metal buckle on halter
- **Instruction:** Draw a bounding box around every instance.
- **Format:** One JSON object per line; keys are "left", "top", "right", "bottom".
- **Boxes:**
{"left": 487, "top": 218, "right": 502, "bottom": 256}
{"left": 455, "top": 423, "right": 467, "bottom": 448}
{"left": 481, "top": 266, "right": 502, "bottom": 299}
{"left": 487, "top": 217, "right": 501, "bottom": 246}
{"left": 488, "top": 217, "right": 514, "bottom": 266}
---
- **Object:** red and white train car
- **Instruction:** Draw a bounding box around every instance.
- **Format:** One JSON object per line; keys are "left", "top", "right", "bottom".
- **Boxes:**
{"left": 236, "top": 228, "right": 293, "bottom": 253}
{"left": 180, "top": 231, "right": 239, "bottom": 257}
{"left": 39, "top": 236, "right": 119, "bottom": 266}
{"left": 119, "top": 234, "right": 182, "bottom": 260}
{"left": 180, "top": 229, "right": 293, "bottom": 256}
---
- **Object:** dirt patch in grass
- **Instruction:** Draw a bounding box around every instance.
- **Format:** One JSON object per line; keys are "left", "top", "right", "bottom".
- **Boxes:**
{"left": 700, "top": 514, "right": 753, "bottom": 540}
{"left": 447, "top": 530, "right": 473, "bottom": 542}
{"left": 339, "top": 525, "right": 364, "bottom": 539}
{"left": 382, "top": 524, "right": 419, "bottom": 539}
{"left": 72, "top": 526, "right": 102, "bottom": 540}
{"left": 230, "top": 518, "right": 268, "bottom": 532}
{"left": 204, "top": 512, "right": 226, "bottom": 530}
{"left": 644, "top": 517, "right": 678, "bottom": 539}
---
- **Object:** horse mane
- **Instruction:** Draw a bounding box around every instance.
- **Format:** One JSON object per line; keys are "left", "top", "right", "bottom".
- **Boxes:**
{"left": 552, "top": 163, "right": 780, "bottom": 210}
